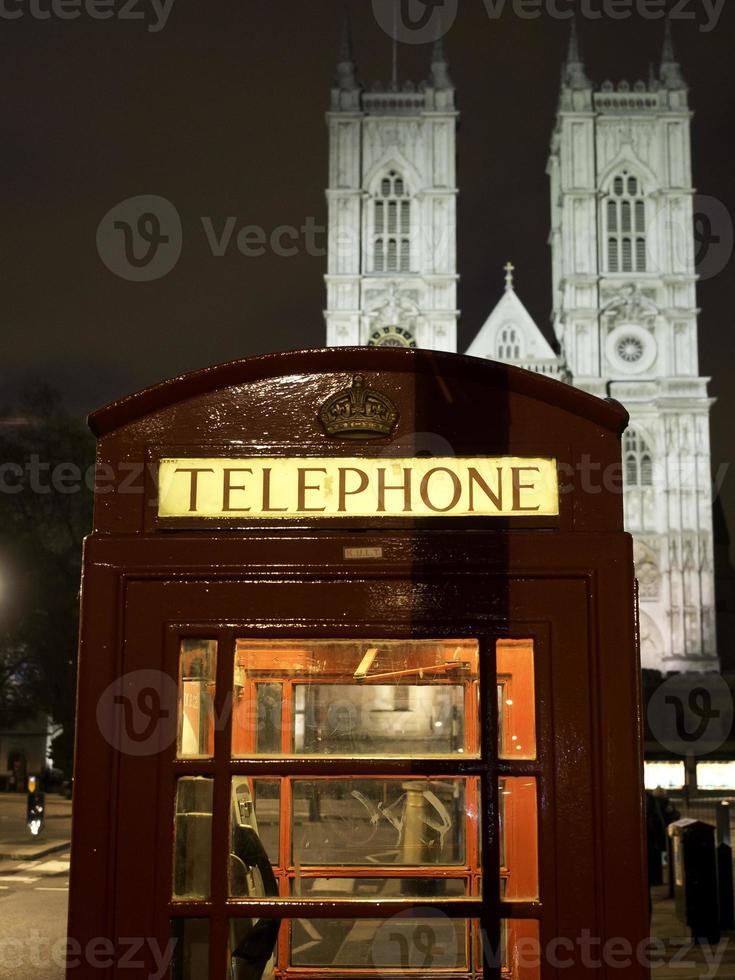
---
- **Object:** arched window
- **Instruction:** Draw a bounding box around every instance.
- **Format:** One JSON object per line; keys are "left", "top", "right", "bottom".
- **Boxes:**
{"left": 623, "top": 429, "right": 654, "bottom": 488}
{"left": 373, "top": 170, "right": 412, "bottom": 273}
{"left": 497, "top": 325, "right": 522, "bottom": 361}
{"left": 605, "top": 171, "right": 647, "bottom": 274}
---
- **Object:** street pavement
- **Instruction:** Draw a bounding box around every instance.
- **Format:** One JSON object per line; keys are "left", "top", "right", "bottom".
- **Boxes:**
{"left": 0, "top": 793, "right": 70, "bottom": 980}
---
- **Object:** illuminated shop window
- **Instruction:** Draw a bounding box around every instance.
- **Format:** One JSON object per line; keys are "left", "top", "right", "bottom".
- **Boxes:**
{"left": 644, "top": 761, "right": 685, "bottom": 791}
{"left": 696, "top": 761, "right": 735, "bottom": 791}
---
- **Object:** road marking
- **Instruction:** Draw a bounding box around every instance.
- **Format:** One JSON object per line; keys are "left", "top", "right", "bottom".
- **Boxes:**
{"left": 34, "top": 860, "right": 70, "bottom": 873}
{"left": 0, "top": 876, "right": 38, "bottom": 883}
{"left": 35, "top": 886, "right": 68, "bottom": 892}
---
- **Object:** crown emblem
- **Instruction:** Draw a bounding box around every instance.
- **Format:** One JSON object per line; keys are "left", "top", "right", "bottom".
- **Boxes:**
{"left": 320, "top": 375, "right": 398, "bottom": 440}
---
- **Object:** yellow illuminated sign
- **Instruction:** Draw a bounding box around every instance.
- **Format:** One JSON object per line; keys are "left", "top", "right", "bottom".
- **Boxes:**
{"left": 158, "top": 457, "right": 559, "bottom": 520}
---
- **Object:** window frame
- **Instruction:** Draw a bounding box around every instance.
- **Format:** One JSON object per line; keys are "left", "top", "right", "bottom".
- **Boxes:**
{"left": 370, "top": 170, "right": 413, "bottom": 275}
{"left": 604, "top": 171, "right": 648, "bottom": 274}
{"left": 623, "top": 429, "right": 654, "bottom": 489}
{"left": 166, "top": 619, "right": 548, "bottom": 979}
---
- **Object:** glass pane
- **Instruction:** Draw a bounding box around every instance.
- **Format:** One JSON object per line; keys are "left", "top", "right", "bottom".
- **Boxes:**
{"left": 292, "top": 777, "right": 473, "bottom": 867}
{"left": 255, "top": 683, "right": 282, "bottom": 754}
{"left": 228, "top": 918, "right": 279, "bottom": 979}
{"left": 291, "top": 876, "right": 470, "bottom": 898}
{"left": 500, "top": 778, "right": 539, "bottom": 901}
{"left": 232, "top": 639, "right": 479, "bottom": 758}
{"left": 291, "top": 915, "right": 470, "bottom": 970}
{"left": 177, "top": 639, "right": 217, "bottom": 758}
{"left": 252, "top": 778, "right": 281, "bottom": 865}
{"left": 171, "top": 918, "right": 209, "bottom": 980}
{"left": 230, "top": 777, "right": 281, "bottom": 898}
{"left": 497, "top": 640, "right": 536, "bottom": 760}
{"left": 173, "top": 777, "right": 213, "bottom": 900}
{"left": 501, "top": 919, "right": 541, "bottom": 980}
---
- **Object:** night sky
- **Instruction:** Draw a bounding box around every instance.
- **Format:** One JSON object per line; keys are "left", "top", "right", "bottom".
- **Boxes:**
{"left": 3, "top": 0, "right": 735, "bottom": 530}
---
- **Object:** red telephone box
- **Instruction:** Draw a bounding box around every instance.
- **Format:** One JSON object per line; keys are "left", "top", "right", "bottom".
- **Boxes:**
{"left": 68, "top": 348, "right": 648, "bottom": 979}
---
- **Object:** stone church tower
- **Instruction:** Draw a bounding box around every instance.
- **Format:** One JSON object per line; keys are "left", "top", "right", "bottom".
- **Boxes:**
{"left": 548, "top": 21, "right": 717, "bottom": 673}
{"left": 324, "top": 15, "right": 459, "bottom": 352}
{"left": 324, "top": 17, "right": 718, "bottom": 673}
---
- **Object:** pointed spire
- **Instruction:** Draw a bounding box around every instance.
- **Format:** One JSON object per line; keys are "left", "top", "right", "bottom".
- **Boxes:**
{"left": 567, "top": 14, "right": 581, "bottom": 63}
{"left": 430, "top": 26, "right": 452, "bottom": 90}
{"left": 337, "top": 2, "right": 353, "bottom": 65}
{"left": 432, "top": 32, "right": 445, "bottom": 65}
{"left": 335, "top": 2, "right": 358, "bottom": 93}
{"left": 660, "top": 18, "right": 686, "bottom": 89}
{"left": 563, "top": 16, "right": 590, "bottom": 90}
{"left": 662, "top": 16, "right": 675, "bottom": 63}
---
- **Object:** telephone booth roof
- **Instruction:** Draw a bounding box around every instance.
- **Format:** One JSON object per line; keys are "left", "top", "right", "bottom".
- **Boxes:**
{"left": 89, "top": 347, "right": 628, "bottom": 437}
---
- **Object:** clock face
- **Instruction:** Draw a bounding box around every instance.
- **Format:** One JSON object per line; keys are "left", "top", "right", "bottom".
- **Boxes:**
{"left": 367, "top": 325, "right": 417, "bottom": 349}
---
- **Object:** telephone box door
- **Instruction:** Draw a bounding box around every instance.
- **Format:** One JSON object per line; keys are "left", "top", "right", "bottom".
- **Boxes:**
{"left": 102, "top": 562, "right": 614, "bottom": 980}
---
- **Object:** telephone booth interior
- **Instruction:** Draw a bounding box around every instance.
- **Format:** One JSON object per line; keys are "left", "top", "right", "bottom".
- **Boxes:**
{"left": 68, "top": 348, "right": 648, "bottom": 980}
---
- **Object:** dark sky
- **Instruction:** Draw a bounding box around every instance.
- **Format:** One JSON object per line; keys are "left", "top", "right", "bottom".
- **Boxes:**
{"left": 3, "top": 0, "right": 735, "bottom": 528}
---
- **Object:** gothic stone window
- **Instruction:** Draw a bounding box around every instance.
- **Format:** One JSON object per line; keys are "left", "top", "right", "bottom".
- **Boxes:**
{"left": 623, "top": 429, "right": 654, "bottom": 488}
{"left": 606, "top": 173, "right": 647, "bottom": 274}
{"left": 497, "top": 324, "right": 522, "bottom": 361}
{"left": 373, "top": 170, "right": 412, "bottom": 274}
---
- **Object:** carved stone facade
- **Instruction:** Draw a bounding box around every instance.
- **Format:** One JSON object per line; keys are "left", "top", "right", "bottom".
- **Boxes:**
{"left": 324, "top": 20, "right": 717, "bottom": 673}
{"left": 547, "top": 23, "right": 717, "bottom": 672}
{"left": 325, "top": 26, "right": 458, "bottom": 352}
